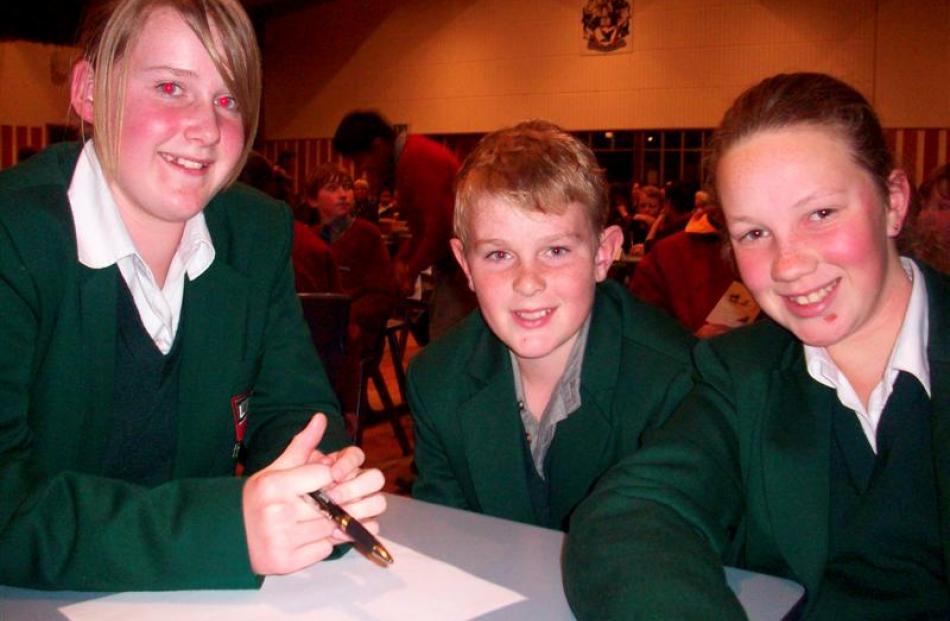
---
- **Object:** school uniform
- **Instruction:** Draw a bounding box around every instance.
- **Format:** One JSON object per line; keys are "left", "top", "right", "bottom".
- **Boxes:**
{"left": 406, "top": 279, "right": 695, "bottom": 530}
{"left": 0, "top": 142, "right": 347, "bottom": 591}
{"left": 563, "top": 262, "right": 950, "bottom": 620}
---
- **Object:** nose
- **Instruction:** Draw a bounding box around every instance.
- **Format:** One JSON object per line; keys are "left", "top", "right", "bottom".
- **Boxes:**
{"left": 770, "top": 238, "right": 816, "bottom": 283}
{"left": 513, "top": 261, "right": 544, "bottom": 297}
{"left": 184, "top": 101, "right": 221, "bottom": 145}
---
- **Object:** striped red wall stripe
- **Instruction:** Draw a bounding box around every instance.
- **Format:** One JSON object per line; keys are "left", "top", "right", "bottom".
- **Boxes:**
{"left": 1, "top": 126, "right": 13, "bottom": 169}
{"left": 30, "top": 127, "right": 43, "bottom": 149}
{"left": 2, "top": 127, "right": 948, "bottom": 182}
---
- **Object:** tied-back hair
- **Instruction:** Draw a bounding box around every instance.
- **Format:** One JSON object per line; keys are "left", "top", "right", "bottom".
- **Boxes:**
{"left": 76, "top": 0, "right": 261, "bottom": 185}
{"left": 453, "top": 120, "right": 608, "bottom": 246}
{"left": 706, "top": 72, "right": 894, "bottom": 202}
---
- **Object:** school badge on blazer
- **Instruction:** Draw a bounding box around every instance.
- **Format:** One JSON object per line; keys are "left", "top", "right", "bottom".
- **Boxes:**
{"left": 230, "top": 391, "right": 252, "bottom": 461}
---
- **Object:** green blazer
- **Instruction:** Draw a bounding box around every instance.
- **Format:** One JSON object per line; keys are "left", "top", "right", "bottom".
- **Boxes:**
{"left": 0, "top": 143, "right": 347, "bottom": 591}
{"left": 406, "top": 279, "right": 695, "bottom": 530}
{"left": 563, "top": 264, "right": 950, "bottom": 619}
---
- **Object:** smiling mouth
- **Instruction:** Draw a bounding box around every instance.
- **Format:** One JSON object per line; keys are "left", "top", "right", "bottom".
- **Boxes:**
{"left": 786, "top": 279, "right": 839, "bottom": 306}
{"left": 160, "top": 153, "right": 209, "bottom": 170}
{"left": 515, "top": 308, "right": 552, "bottom": 321}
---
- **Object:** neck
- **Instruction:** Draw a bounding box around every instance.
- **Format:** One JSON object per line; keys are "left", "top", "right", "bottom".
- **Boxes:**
{"left": 514, "top": 338, "right": 576, "bottom": 420}
{"left": 123, "top": 216, "right": 185, "bottom": 288}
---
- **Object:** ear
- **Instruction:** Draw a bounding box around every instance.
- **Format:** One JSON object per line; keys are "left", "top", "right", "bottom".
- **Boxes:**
{"left": 70, "top": 60, "right": 96, "bottom": 124}
{"left": 449, "top": 238, "right": 476, "bottom": 291}
{"left": 594, "top": 224, "right": 624, "bottom": 282}
{"left": 884, "top": 169, "right": 911, "bottom": 238}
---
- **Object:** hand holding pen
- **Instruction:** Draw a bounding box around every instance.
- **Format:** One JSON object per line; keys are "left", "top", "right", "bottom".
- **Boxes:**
{"left": 243, "top": 414, "right": 388, "bottom": 575}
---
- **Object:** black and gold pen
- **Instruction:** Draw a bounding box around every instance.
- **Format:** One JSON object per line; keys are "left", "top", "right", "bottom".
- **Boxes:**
{"left": 309, "top": 490, "right": 393, "bottom": 565}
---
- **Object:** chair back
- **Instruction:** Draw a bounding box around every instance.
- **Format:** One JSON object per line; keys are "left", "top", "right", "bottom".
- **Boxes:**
{"left": 298, "top": 292, "right": 351, "bottom": 390}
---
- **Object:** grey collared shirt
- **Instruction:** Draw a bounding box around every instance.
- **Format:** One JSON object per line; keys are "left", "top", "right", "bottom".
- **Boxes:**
{"left": 511, "top": 315, "right": 591, "bottom": 479}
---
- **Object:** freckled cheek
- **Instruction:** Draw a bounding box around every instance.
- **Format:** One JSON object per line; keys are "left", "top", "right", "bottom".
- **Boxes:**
{"left": 733, "top": 249, "right": 771, "bottom": 294}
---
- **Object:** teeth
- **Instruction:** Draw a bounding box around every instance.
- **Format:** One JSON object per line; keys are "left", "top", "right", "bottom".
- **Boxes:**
{"left": 790, "top": 281, "right": 836, "bottom": 305}
{"left": 516, "top": 309, "right": 550, "bottom": 320}
{"left": 161, "top": 153, "right": 207, "bottom": 170}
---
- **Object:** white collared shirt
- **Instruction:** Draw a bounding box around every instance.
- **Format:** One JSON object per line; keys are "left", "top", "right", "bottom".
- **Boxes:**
{"left": 67, "top": 141, "right": 215, "bottom": 354}
{"left": 804, "top": 258, "right": 930, "bottom": 453}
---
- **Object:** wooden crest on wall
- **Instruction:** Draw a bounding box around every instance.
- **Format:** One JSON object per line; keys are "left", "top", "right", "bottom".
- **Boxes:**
{"left": 582, "top": 0, "right": 631, "bottom": 53}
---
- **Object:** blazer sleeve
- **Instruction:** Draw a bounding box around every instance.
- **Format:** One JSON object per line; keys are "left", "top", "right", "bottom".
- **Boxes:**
{"left": 406, "top": 362, "right": 472, "bottom": 510}
{"left": 562, "top": 338, "right": 749, "bottom": 620}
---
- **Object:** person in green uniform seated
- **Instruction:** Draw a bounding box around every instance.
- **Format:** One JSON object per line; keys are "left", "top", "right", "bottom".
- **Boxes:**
{"left": 563, "top": 72, "right": 950, "bottom": 619}
{"left": 406, "top": 120, "right": 695, "bottom": 530}
{"left": 0, "top": 0, "right": 385, "bottom": 592}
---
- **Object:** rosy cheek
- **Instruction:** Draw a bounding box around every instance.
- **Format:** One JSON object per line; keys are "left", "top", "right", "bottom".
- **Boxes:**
{"left": 818, "top": 226, "right": 876, "bottom": 267}
{"left": 733, "top": 249, "right": 768, "bottom": 291}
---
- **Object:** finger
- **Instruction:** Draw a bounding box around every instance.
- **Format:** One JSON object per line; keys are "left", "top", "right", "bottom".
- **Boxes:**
{"left": 306, "top": 449, "right": 333, "bottom": 465}
{"left": 327, "top": 446, "right": 366, "bottom": 482}
{"left": 326, "top": 468, "right": 385, "bottom": 505}
{"left": 340, "top": 492, "right": 387, "bottom": 521}
{"left": 270, "top": 414, "right": 327, "bottom": 470}
{"left": 283, "top": 539, "right": 336, "bottom": 573}
{"left": 294, "top": 513, "right": 338, "bottom": 543}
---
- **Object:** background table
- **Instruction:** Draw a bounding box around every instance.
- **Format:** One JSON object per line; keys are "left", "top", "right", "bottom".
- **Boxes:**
{"left": 0, "top": 493, "right": 803, "bottom": 620}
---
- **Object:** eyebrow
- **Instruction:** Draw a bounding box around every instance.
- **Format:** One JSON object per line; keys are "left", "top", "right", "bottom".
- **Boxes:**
{"left": 141, "top": 65, "right": 198, "bottom": 77}
{"left": 728, "top": 188, "right": 847, "bottom": 223}
{"left": 789, "top": 188, "right": 846, "bottom": 210}
{"left": 470, "top": 232, "right": 585, "bottom": 247}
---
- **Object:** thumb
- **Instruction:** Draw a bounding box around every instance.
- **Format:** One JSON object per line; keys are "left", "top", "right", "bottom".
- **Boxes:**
{"left": 271, "top": 413, "right": 327, "bottom": 470}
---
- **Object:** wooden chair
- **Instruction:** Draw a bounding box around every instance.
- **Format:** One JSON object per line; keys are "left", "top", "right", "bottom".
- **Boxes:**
{"left": 353, "top": 324, "right": 413, "bottom": 456}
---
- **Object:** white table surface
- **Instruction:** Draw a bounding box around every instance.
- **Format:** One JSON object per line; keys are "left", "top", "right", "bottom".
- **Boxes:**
{"left": 0, "top": 493, "right": 804, "bottom": 620}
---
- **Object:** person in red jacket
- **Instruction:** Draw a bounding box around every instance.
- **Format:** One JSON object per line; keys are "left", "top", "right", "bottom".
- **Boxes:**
{"left": 628, "top": 196, "right": 744, "bottom": 338}
{"left": 332, "top": 110, "right": 475, "bottom": 340}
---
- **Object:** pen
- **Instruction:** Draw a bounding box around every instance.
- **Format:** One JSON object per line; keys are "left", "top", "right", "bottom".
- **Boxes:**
{"left": 309, "top": 490, "right": 394, "bottom": 565}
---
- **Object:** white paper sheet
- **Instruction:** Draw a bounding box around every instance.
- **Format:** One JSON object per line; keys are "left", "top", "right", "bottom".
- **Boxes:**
{"left": 59, "top": 538, "right": 526, "bottom": 621}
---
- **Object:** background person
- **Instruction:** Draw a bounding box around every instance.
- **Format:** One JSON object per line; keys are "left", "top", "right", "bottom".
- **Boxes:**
{"left": 332, "top": 110, "right": 475, "bottom": 340}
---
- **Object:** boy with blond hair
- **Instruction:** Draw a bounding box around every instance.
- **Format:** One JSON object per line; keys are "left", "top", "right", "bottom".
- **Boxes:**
{"left": 406, "top": 120, "right": 695, "bottom": 530}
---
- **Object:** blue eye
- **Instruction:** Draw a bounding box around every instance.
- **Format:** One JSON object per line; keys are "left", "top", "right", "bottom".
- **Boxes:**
{"left": 485, "top": 250, "right": 509, "bottom": 262}
{"left": 737, "top": 228, "right": 767, "bottom": 243}
{"left": 548, "top": 246, "right": 570, "bottom": 257}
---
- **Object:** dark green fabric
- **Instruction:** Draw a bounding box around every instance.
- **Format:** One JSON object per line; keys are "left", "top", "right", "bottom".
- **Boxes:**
{"left": 0, "top": 143, "right": 348, "bottom": 591}
{"left": 819, "top": 372, "right": 948, "bottom": 619}
{"left": 563, "top": 263, "right": 950, "bottom": 620}
{"left": 101, "top": 276, "right": 182, "bottom": 487}
{"left": 407, "top": 279, "right": 695, "bottom": 529}
{"left": 521, "top": 432, "right": 554, "bottom": 528}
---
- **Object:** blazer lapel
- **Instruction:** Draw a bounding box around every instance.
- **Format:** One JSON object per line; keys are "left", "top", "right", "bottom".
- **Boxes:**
{"left": 545, "top": 298, "right": 621, "bottom": 522}
{"left": 173, "top": 259, "right": 249, "bottom": 475}
{"left": 762, "top": 350, "right": 833, "bottom": 593}
{"left": 75, "top": 266, "right": 118, "bottom": 472}
{"left": 458, "top": 329, "right": 537, "bottom": 523}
